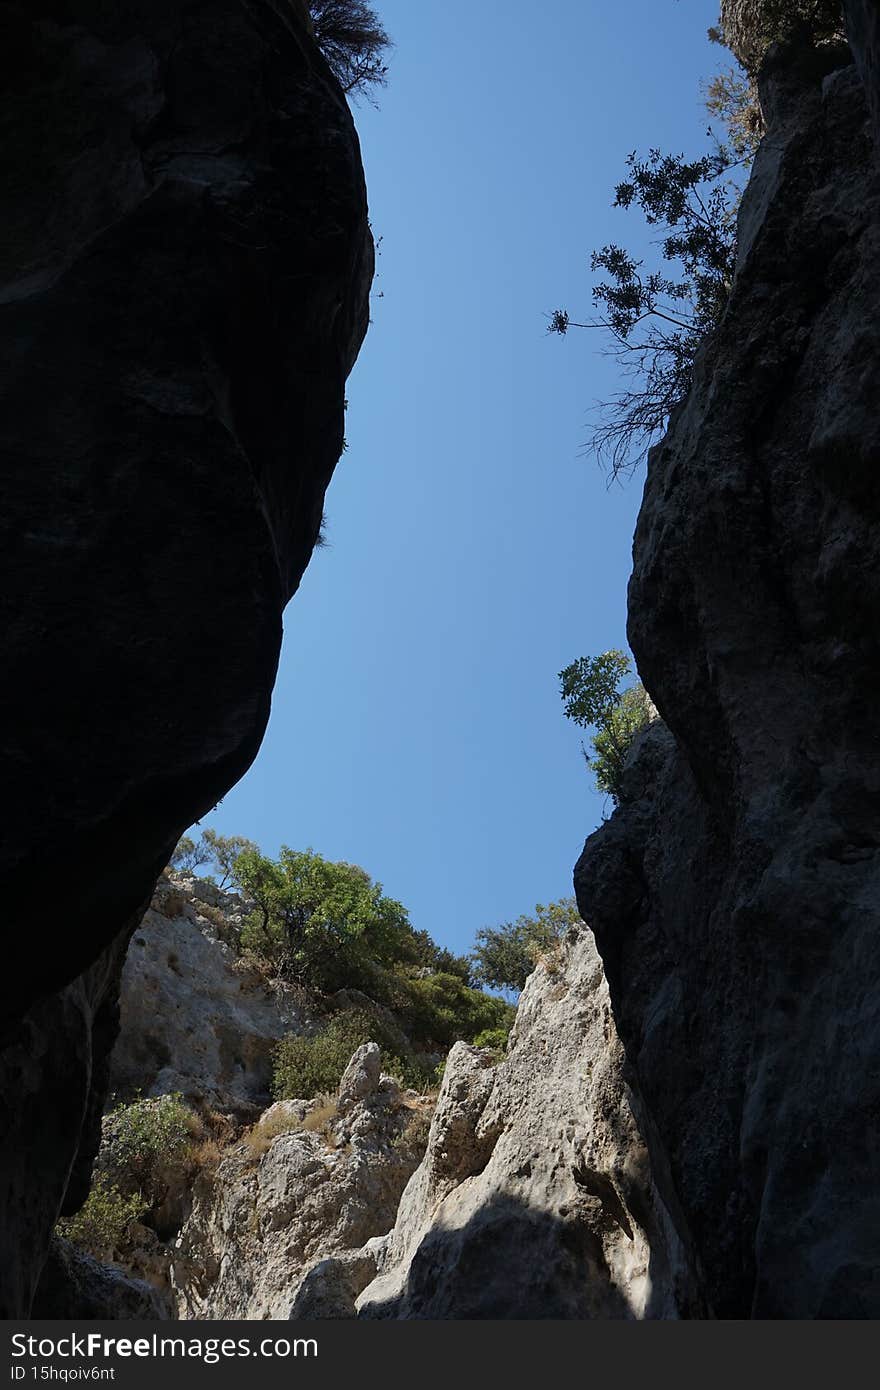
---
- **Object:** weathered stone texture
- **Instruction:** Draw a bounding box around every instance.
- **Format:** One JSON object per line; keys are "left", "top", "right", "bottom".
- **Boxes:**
{"left": 0, "top": 0, "right": 371, "bottom": 1315}
{"left": 357, "top": 932, "right": 701, "bottom": 1319}
{"left": 576, "top": 38, "right": 880, "bottom": 1317}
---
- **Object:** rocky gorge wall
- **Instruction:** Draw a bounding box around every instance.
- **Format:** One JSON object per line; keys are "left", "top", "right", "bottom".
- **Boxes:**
{"left": 0, "top": 0, "right": 372, "bottom": 1316}
{"left": 353, "top": 929, "right": 702, "bottom": 1319}
{"left": 576, "top": 15, "right": 880, "bottom": 1317}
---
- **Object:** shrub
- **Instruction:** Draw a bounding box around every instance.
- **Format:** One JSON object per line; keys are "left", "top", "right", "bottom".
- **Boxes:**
{"left": 300, "top": 1098, "right": 340, "bottom": 1141}
{"left": 388, "top": 972, "right": 515, "bottom": 1050}
{"left": 273, "top": 1011, "right": 396, "bottom": 1100}
{"left": 559, "top": 650, "right": 654, "bottom": 804}
{"left": 472, "top": 1028, "right": 510, "bottom": 1059}
{"left": 245, "top": 1107, "right": 308, "bottom": 1158}
{"left": 56, "top": 1176, "right": 144, "bottom": 1260}
{"left": 383, "top": 1051, "right": 440, "bottom": 1092}
{"left": 99, "top": 1094, "right": 200, "bottom": 1203}
{"left": 549, "top": 148, "right": 738, "bottom": 475}
{"left": 392, "top": 1106, "right": 433, "bottom": 1155}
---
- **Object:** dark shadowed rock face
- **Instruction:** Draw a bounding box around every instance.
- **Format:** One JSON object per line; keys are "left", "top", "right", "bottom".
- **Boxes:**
{"left": 0, "top": 0, "right": 372, "bottom": 1315}
{"left": 34, "top": 1238, "right": 170, "bottom": 1321}
{"left": 576, "top": 37, "right": 880, "bottom": 1317}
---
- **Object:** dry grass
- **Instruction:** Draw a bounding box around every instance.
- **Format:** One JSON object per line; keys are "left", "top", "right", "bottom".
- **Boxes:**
{"left": 157, "top": 890, "right": 187, "bottom": 920}
{"left": 243, "top": 1093, "right": 341, "bottom": 1159}
{"left": 187, "top": 1137, "right": 223, "bottom": 1172}
{"left": 393, "top": 1106, "right": 433, "bottom": 1155}
{"left": 243, "top": 1109, "right": 303, "bottom": 1159}
{"left": 300, "top": 1098, "right": 338, "bottom": 1139}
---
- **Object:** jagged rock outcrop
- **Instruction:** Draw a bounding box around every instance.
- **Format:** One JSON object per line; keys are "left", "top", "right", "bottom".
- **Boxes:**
{"left": 170, "top": 1065, "right": 431, "bottom": 1318}
{"left": 720, "top": 1, "right": 844, "bottom": 73}
{"left": 0, "top": 0, "right": 372, "bottom": 1316}
{"left": 110, "top": 875, "right": 308, "bottom": 1112}
{"left": 356, "top": 930, "right": 702, "bottom": 1318}
{"left": 576, "top": 31, "right": 880, "bottom": 1316}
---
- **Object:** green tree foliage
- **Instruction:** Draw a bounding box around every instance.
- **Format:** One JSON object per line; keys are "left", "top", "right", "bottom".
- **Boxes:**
{"left": 472, "top": 1027, "right": 511, "bottom": 1061}
{"left": 388, "top": 972, "right": 514, "bottom": 1049}
{"left": 559, "top": 651, "right": 654, "bottom": 804}
{"left": 199, "top": 830, "right": 258, "bottom": 889}
{"left": 273, "top": 1010, "right": 405, "bottom": 1100}
{"left": 308, "top": 0, "right": 392, "bottom": 100}
{"left": 99, "top": 1094, "right": 198, "bottom": 1205}
{"left": 56, "top": 1177, "right": 145, "bottom": 1261}
{"left": 703, "top": 63, "right": 764, "bottom": 160}
{"left": 559, "top": 650, "right": 632, "bottom": 729}
{"left": 470, "top": 898, "right": 583, "bottom": 995}
{"left": 233, "top": 846, "right": 420, "bottom": 990}
{"left": 408, "top": 929, "right": 474, "bottom": 985}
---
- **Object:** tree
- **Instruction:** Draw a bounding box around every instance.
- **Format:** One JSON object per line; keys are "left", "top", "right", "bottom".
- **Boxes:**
{"left": 232, "top": 845, "right": 415, "bottom": 988}
{"left": 549, "top": 146, "right": 739, "bottom": 476}
{"left": 308, "top": 0, "right": 392, "bottom": 100}
{"left": 168, "top": 833, "right": 211, "bottom": 875}
{"left": 470, "top": 898, "right": 582, "bottom": 996}
{"left": 559, "top": 650, "right": 654, "bottom": 804}
{"left": 167, "top": 828, "right": 255, "bottom": 886}
{"left": 199, "top": 829, "right": 258, "bottom": 889}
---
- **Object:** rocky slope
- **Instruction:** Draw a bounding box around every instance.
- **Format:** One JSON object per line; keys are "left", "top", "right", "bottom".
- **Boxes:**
{"left": 171, "top": 1048, "right": 431, "bottom": 1319}
{"left": 0, "top": 0, "right": 372, "bottom": 1316}
{"left": 34, "top": 876, "right": 435, "bottom": 1319}
{"left": 576, "top": 23, "right": 880, "bottom": 1316}
{"left": 110, "top": 875, "right": 309, "bottom": 1114}
{"left": 352, "top": 929, "right": 701, "bottom": 1319}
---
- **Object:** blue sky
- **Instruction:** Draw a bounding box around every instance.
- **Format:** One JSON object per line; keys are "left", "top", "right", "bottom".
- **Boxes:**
{"left": 198, "top": 0, "right": 722, "bottom": 955}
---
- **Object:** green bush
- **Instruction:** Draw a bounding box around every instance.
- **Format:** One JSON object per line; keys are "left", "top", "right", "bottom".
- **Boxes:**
{"left": 272, "top": 1004, "right": 464, "bottom": 1100}
{"left": 559, "top": 651, "right": 654, "bottom": 804}
{"left": 591, "top": 685, "right": 654, "bottom": 800}
{"left": 56, "top": 1176, "right": 144, "bottom": 1259}
{"left": 472, "top": 1028, "right": 510, "bottom": 1059}
{"left": 100, "top": 1094, "right": 198, "bottom": 1202}
{"left": 273, "top": 1011, "right": 402, "bottom": 1100}
{"left": 389, "top": 972, "right": 515, "bottom": 1050}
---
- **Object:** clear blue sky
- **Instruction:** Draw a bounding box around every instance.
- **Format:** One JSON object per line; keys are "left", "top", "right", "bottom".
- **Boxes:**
{"left": 197, "top": 0, "right": 721, "bottom": 955}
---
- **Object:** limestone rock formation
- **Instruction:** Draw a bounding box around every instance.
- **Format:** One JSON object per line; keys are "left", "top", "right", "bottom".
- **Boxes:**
{"left": 110, "top": 875, "right": 308, "bottom": 1113}
{"left": 170, "top": 1063, "right": 431, "bottom": 1319}
{"left": 576, "top": 32, "right": 880, "bottom": 1316}
{"left": 357, "top": 930, "right": 701, "bottom": 1319}
{"left": 0, "top": 0, "right": 372, "bottom": 1316}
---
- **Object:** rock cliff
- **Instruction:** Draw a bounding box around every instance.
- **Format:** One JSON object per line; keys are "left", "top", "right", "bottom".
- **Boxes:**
{"left": 0, "top": 0, "right": 372, "bottom": 1316}
{"left": 355, "top": 930, "right": 701, "bottom": 1319}
{"left": 171, "top": 1049, "right": 431, "bottom": 1319}
{"left": 576, "top": 24, "right": 880, "bottom": 1316}
{"left": 110, "top": 875, "right": 309, "bottom": 1114}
